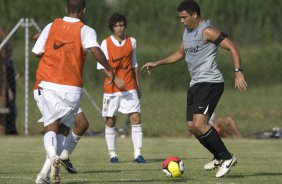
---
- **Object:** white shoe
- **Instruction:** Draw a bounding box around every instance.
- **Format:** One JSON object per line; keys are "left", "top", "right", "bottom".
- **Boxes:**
{"left": 216, "top": 155, "right": 237, "bottom": 178}
{"left": 204, "top": 158, "right": 220, "bottom": 171}
{"left": 50, "top": 156, "right": 61, "bottom": 184}
{"left": 35, "top": 174, "right": 50, "bottom": 184}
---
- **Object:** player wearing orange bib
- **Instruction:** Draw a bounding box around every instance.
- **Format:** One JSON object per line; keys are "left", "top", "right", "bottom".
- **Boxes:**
{"left": 32, "top": 0, "right": 122, "bottom": 183}
{"left": 33, "top": 73, "right": 88, "bottom": 176}
{"left": 33, "top": 31, "right": 90, "bottom": 177}
{"left": 97, "top": 12, "right": 146, "bottom": 163}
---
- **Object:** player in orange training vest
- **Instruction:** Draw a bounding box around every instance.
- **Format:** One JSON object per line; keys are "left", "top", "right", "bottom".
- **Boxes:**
{"left": 97, "top": 12, "right": 146, "bottom": 163}
{"left": 32, "top": 0, "right": 123, "bottom": 183}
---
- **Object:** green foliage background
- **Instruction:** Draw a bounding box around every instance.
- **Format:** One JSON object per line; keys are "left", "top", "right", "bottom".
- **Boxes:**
{"left": 0, "top": 0, "right": 281, "bottom": 136}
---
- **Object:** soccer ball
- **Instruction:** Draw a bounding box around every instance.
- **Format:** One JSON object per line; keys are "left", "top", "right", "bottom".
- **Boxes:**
{"left": 162, "top": 156, "right": 184, "bottom": 177}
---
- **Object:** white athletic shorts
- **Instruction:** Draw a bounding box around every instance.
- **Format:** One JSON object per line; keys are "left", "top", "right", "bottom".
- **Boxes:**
{"left": 33, "top": 89, "right": 82, "bottom": 127}
{"left": 33, "top": 89, "right": 83, "bottom": 123}
{"left": 33, "top": 89, "right": 44, "bottom": 122}
{"left": 102, "top": 91, "right": 141, "bottom": 117}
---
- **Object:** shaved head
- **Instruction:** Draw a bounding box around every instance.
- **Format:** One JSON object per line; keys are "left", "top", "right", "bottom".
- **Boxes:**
{"left": 66, "top": 0, "right": 86, "bottom": 14}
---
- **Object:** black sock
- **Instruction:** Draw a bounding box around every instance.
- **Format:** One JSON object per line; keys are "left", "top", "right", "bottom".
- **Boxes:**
{"left": 200, "top": 126, "right": 232, "bottom": 160}
{"left": 196, "top": 134, "right": 220, "bottom": 160}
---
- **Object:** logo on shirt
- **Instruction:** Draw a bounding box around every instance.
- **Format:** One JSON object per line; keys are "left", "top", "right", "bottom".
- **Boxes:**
{"left": 53, "top": 41, "right": 74, "bottom": 50}
{"left": 184, "top": 46, "right": 199, "bottom": 54}
{"left": 194, "top": 30, "right": 199, "bottom": 37}
{"left": 113, "top": 65, "right": 129, "bottom": 70}
{"left": 111, "top": 56, "right": 130, "bottom": 70}
{"left": 53, "top": 42, "right": 66, "bottom": 50}
{"left": 112, "top": 56, "right": 128, "bottom": 63}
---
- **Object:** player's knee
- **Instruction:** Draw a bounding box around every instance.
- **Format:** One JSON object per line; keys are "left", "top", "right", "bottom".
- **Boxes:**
{"left": 83, "top": 121, "right": 89, "bottom": 130}
{"left": 76, "top": 119, "right": 89, "bottom": 129}
{"left": 106, "top": 117, "right": 116, "bottom": 128}
{"left": 192, "top": 121, "right": 203, "bottom": 131}
{"left": 129, "top": 113, "right": 141, "bottom": 124}
{"left": 187, "top": 121, "right": 195, "bottom": 133}
{"left": 58, "top": 124, "right": 70, "bottom": 136}
{"left": 80, "top": 121, "right": 89, "bottom": 134}
{"left": 73, "top": 124, "right": 89, "bottom": 135}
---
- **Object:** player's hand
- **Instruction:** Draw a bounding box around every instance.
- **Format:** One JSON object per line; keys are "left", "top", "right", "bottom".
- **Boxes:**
{"left": 137, "top": 87, "right": 142, "bottom": 99}
{"left": 105, "top": 71, "right": 115, "bottom": 85}
{"left": 33, "top": 32, "right": 41, "bottom": 40}
{"left": 114, "top": 77, "right": 125, "bottom": 90}
{"left": 234, "top": 72, "right": 247, "bottom": 92}
{"left": 141, "top": 62, "right": 157, "bottom": 75}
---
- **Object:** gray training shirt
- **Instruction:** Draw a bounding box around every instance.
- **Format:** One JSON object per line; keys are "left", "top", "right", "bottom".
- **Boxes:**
{"left": 183, "top": 21, "right": 224, "bottom": 87}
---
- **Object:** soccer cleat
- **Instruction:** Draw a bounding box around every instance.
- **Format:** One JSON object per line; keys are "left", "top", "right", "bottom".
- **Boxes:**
{"left": 35, "top": 174, "right": 50, "bottom": 184}
{"left": 216, "top": 155, "right": 237, "bottom": 178}
{"left": 134, "top": 155, "right": 147, "bottom": 163}
{"left": 61, "top": 159, "right": 77, "bottom": 174}
{"left": 110, "top": 156, "right": 119, "bottom": 163}
{"left": 50, "top": 156, "right": 61, "bottom": 184}
{"left": 204, "top": 158, "right": 221, "bottom": 171}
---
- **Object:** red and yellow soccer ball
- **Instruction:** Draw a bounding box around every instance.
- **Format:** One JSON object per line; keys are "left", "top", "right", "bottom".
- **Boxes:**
{"left": 162, "top": 156, "right": 184, "bottom": 177}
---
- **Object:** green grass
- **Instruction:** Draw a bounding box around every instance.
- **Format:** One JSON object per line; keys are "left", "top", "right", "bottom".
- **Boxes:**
{"left": 0, "top": 136, "right": 282, "bottom": 184}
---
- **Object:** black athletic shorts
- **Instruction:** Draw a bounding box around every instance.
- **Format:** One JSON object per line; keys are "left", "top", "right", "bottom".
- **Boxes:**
{"left": 186, "top": 82, "right": 224, "bottom": 121}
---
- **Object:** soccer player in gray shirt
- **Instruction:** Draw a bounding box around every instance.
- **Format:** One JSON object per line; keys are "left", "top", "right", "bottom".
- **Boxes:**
{"left": 141, "top": 0, "right": 247, "bottom": 178}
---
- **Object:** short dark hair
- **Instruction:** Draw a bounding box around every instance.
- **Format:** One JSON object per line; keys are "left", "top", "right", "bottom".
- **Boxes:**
{"left": 108, "top": 12, "right": 127, "bottom": 32}
{"left": 66, "top": 0, "right": 86, "bottom": 13}
{"left": 177, "top": 0, "right": 201, "bottom": 17}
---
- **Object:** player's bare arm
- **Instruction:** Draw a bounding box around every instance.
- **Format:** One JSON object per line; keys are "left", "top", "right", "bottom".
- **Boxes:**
{"left": 34, "top": 54, "right": 43, "bottom": 58}
{"left": 100, "top": 68, "right": 125, "bottom": 90}
{"left": 141, "top": 41, "right": 185, "bottom": 75}
{"left": 114, "top": 77, "right": 125, "bottom": 90}
{"left": 90, "top": 47, "right": 126, "bottom": 90}
{"left": 33, "top": 32, "right": 41, "bottom": 40}
{"left": 133, "top": 67, "right": 142, "bottom": 98}
{"left": 32, "top": 32, "right": 43, "bottom": 58}
{"left": 89, "top": 47, "right": 115, "bottom": 84}
{"left": 204, "top": 27, "right": 247, "bottom": 92}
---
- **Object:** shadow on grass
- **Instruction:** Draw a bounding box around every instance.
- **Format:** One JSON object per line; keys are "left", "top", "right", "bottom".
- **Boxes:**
{"left": 101, "top": 178, "right": 189, "bottom": 183}
{"left": 80, "top": 168, "right": 161, "bottom": 174}
{"left": 66, "top": 182, "right": 93, "bottom": 184}
{"left": 186, "top": 157, "right": 207, "bottom": 160}
{"left": 146, "top": 157, "right": 203, "bottom": 163}
{"left": 66, "top": 179, "right": 188, "bottom": 184}
{"left": 146, "top": 158, "right": 166, "bottom": 162}
{"left": 229, "top": 172, "right": 282, "bottom": 178}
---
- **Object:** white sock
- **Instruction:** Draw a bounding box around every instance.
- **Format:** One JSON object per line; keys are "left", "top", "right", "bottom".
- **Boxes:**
{"left": 56, "top": 134, "right": 66, "bottom": 155}
{"left": 44, "top": 131, "right": 57, "bottom": 158}
{"left": 132, "top": 124, "right": 143, "bottom": 158}
{"left": 60, "top": 131, "right": 81, "bottom": 160}
{"left": 105, "top": 126, "right": 117, "bottom": 157}
{"left": 39, "top": 155, "right": 51, "bottom": 178}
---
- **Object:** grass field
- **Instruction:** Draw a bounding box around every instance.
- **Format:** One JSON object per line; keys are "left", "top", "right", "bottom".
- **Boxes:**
{"left": 0, "top": 136, "right": 281, "bottom": 184}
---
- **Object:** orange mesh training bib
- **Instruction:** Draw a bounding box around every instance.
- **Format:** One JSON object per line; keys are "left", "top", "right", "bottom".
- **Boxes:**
{"left": 104, "top": 37, "right": 136, "bottom": 93}
{"left": 37, "top": 18, "right": 86, "bottom": 87}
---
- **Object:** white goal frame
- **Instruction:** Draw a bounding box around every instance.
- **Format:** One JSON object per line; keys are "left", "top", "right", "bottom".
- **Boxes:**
{"left": 0, "top": 18, "right": 41, "bottom": 135}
